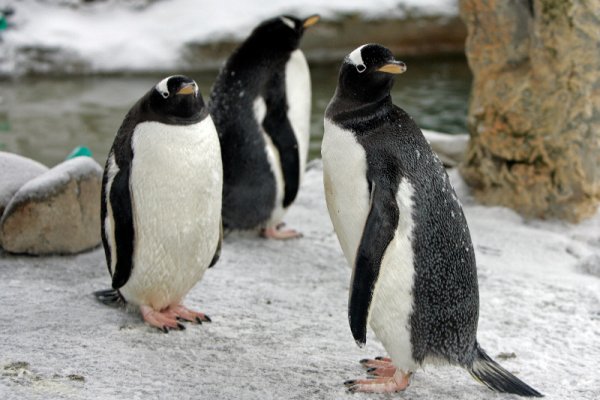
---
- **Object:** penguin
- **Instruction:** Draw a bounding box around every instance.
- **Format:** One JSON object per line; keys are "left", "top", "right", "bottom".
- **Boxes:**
{"left": 94, "top": 75, "right": 223, "bottom": 333}
{"left": 321, "top": 44, "right": 542, "bottom": 396}
{"left": 209, "top": 14, "right": 319, "bottom": 239}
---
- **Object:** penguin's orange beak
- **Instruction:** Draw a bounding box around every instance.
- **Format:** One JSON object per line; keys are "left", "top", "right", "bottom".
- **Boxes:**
{"left": 177, "top": 83, "right": 196, "bottom": 95}
{"left": 303, "top": 15, "right": 320, "bottom": 28}
{"left": 377, "top": 61, "right": 407, "bottom": 74}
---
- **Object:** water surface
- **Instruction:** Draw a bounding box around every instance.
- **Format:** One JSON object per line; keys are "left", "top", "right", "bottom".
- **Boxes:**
{"left": 0, "top": 56, "right": 471, "bottom": 167}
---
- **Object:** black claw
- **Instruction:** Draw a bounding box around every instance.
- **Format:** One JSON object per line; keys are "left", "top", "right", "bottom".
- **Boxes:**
{"left": 204, "top": 315, "right": 212, "bottom": 323}
{"left": 343, "top": 380, "right": 356, "bottom": 386}
{"left": 375, "top": 356, "right": 384, "bottom": 360}
{"left": 359, "top": 358, "right": 369, "bottom": 364}
{"left": 177, "top": 323, "right": 186, "bottom": 330}
{"left": 195, "top": 317, "right": 203, "bottom": 324}
{"left": 347, "top": 386, "right": 357, "bottom": 393}
{"left": 161, "top": 326, "right": 169, "bottom": 334}
{"left": 366, "top": 367, "right": 376, "bottom": 373}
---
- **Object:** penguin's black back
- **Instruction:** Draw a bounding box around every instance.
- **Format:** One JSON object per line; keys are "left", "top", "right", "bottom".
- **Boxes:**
{"left": 209, "top": 17, "right": 304, "bottom": 230}
{"left": 209, "top": 54, "right": 280, "bottom": 229}
{"left": 328, "top": 97, "right": 479, "bottom": 366}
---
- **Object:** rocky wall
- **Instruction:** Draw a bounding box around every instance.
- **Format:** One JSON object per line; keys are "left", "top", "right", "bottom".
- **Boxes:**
{"left": 459, "top": 0, "right": 600, "bottom": 221}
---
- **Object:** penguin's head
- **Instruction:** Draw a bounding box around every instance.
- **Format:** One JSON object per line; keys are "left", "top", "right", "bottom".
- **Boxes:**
{"left": 249, "top": 14, "right": 320, "bottom": 52}
{"left": 149, "top": 75, "right": 205, "bottom": 120}
{"left": 336, "top": 44, "right": 406, "bottom": 103}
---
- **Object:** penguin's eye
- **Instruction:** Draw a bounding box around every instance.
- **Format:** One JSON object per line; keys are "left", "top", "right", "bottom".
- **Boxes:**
{"left": 356, "top": 64, "right": 366, "bottom": 73}
{"left": 161, "top": 91, "right": 169, "bottom": 98}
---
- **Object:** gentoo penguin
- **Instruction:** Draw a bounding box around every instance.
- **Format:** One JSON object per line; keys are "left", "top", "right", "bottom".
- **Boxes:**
{"left": 209, "top": 14, "right": 319, "bottom": 239}
{"left": 322, "top": 44, "right": 542, "bottom": 396}
{"left": 94, "top": 75, "right": 223, "bottom": 332}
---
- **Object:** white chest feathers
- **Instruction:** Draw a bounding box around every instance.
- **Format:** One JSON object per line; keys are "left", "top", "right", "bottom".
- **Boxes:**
{"left": 321, "top": 118, "right": 370, "bottom": 267}
{"left": 285, "top": 49, "right": 311, "bottom": 178}
{"left": 120, "top": 117, "right": 223, "bottom": 310}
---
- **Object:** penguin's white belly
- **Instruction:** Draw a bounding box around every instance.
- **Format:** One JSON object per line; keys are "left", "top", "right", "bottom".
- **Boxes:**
{"left": 286, "top": 49, "right": 311, "bottom": 182}
{"left": 368, "top": 179, "right": 417, "bottom": 372}
{"left": 254, "top": 96, "right": 286, "bottom": 227}
{"left": 120, "top": 118, "right": 222, "bottom": 310}
{"left": 321, "top": 118, "right": 370, "bottom": 268}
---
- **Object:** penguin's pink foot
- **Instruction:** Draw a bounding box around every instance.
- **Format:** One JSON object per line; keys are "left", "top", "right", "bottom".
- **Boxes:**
{"left": 345, "top": 370, "right": 412, "bottom": 393}
{"left": 140, "top": 305, "right": 185, "bottom": 333}
{"left": 261, "top": 222, "right": 302, "bottom": 240}
{"left": 359, "top": 357, "right": 397, "bottom": 377}
{"left": 168, "top": 304, "right": 212, "bottom": 324}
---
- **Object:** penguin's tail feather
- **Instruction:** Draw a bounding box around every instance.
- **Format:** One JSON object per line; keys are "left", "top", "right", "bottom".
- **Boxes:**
{"left": 93, "top": 288, "right": 126, "bottom": 308}
{"left": 468, "top": 345, "right": 543, "bottom": 397}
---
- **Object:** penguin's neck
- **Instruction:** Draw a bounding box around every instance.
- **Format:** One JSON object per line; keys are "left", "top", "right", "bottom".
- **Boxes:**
{"left": 326, "top": 94, "right": 394, "bottom": 134}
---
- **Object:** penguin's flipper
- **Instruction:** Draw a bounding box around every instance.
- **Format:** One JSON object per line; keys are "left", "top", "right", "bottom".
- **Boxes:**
{"left": 262, "top": 72, "right": 300, "bottom": 207}
{"left": 468, "top": 345, "right": 543, "bottom": 397}
{"left": 110, "top": 164, "right": 135, "bottom": 290}
{"left": 349, "top": 181, "right": 399, "bottom": 347}
{"left": 208, "top": 219, "right": 223, "bottom": 268}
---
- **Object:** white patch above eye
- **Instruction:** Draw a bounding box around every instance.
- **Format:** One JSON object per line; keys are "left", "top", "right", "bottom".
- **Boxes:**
{"left": 280, "top": 16, "right": 295, "bottom": 29}
{"left": 156, "top": 75, "right": 174, "bottom": 98}
{"left": 348, "top": 44, "right": 367, "bottom": 73}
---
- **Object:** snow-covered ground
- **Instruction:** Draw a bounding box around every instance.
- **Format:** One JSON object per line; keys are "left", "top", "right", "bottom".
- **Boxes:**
{"left": 1, "top": 162, "right": 599, "bottom": 400}
{"left": 0, "top": 0, "right": 458, "bottom": 75}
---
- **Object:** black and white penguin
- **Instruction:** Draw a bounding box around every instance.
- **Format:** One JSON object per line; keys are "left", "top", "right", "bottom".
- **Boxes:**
{"left": 322, "top": 44, "right": 542, "bottom": 396}
{"left": 95, "top": 75, "right": 223, "bottom": 332}
{"left": 209, "top": 14, "right": 319, "bottom": 239}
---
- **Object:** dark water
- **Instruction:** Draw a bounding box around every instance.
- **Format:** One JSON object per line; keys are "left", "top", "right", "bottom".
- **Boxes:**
{"left": 0, "top": 56, "right": 471, "bottom": 167}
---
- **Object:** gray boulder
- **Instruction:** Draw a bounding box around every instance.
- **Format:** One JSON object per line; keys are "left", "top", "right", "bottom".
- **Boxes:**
{"left": 0, "top": 152, "right": 49, "bottom": 217}
{"left": 0, "top": 157, "right": 103, "bottom": 255}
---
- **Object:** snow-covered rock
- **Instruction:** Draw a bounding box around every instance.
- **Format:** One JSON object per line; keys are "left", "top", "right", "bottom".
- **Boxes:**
{"left": 0, "top": 152, "right": 48, "bottom": 217}
{"left": 0, "top": 156, "right": 102, "bottom": 255}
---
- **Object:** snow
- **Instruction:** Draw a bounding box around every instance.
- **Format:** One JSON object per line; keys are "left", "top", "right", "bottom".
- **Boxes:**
{"left": 422, "top": 129, "right": 469, "bottom": 166}
{"left": 2, "top": 157, "right": 102, "bottom": 216}
{"left": 0, "top": 151, "right": 48, "bottom": 215}
{"left": 1, "top": 161, "right": 599, "bottom": 399}
{"left": 1, "top": 0, "right": 458, "bottom": 74}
